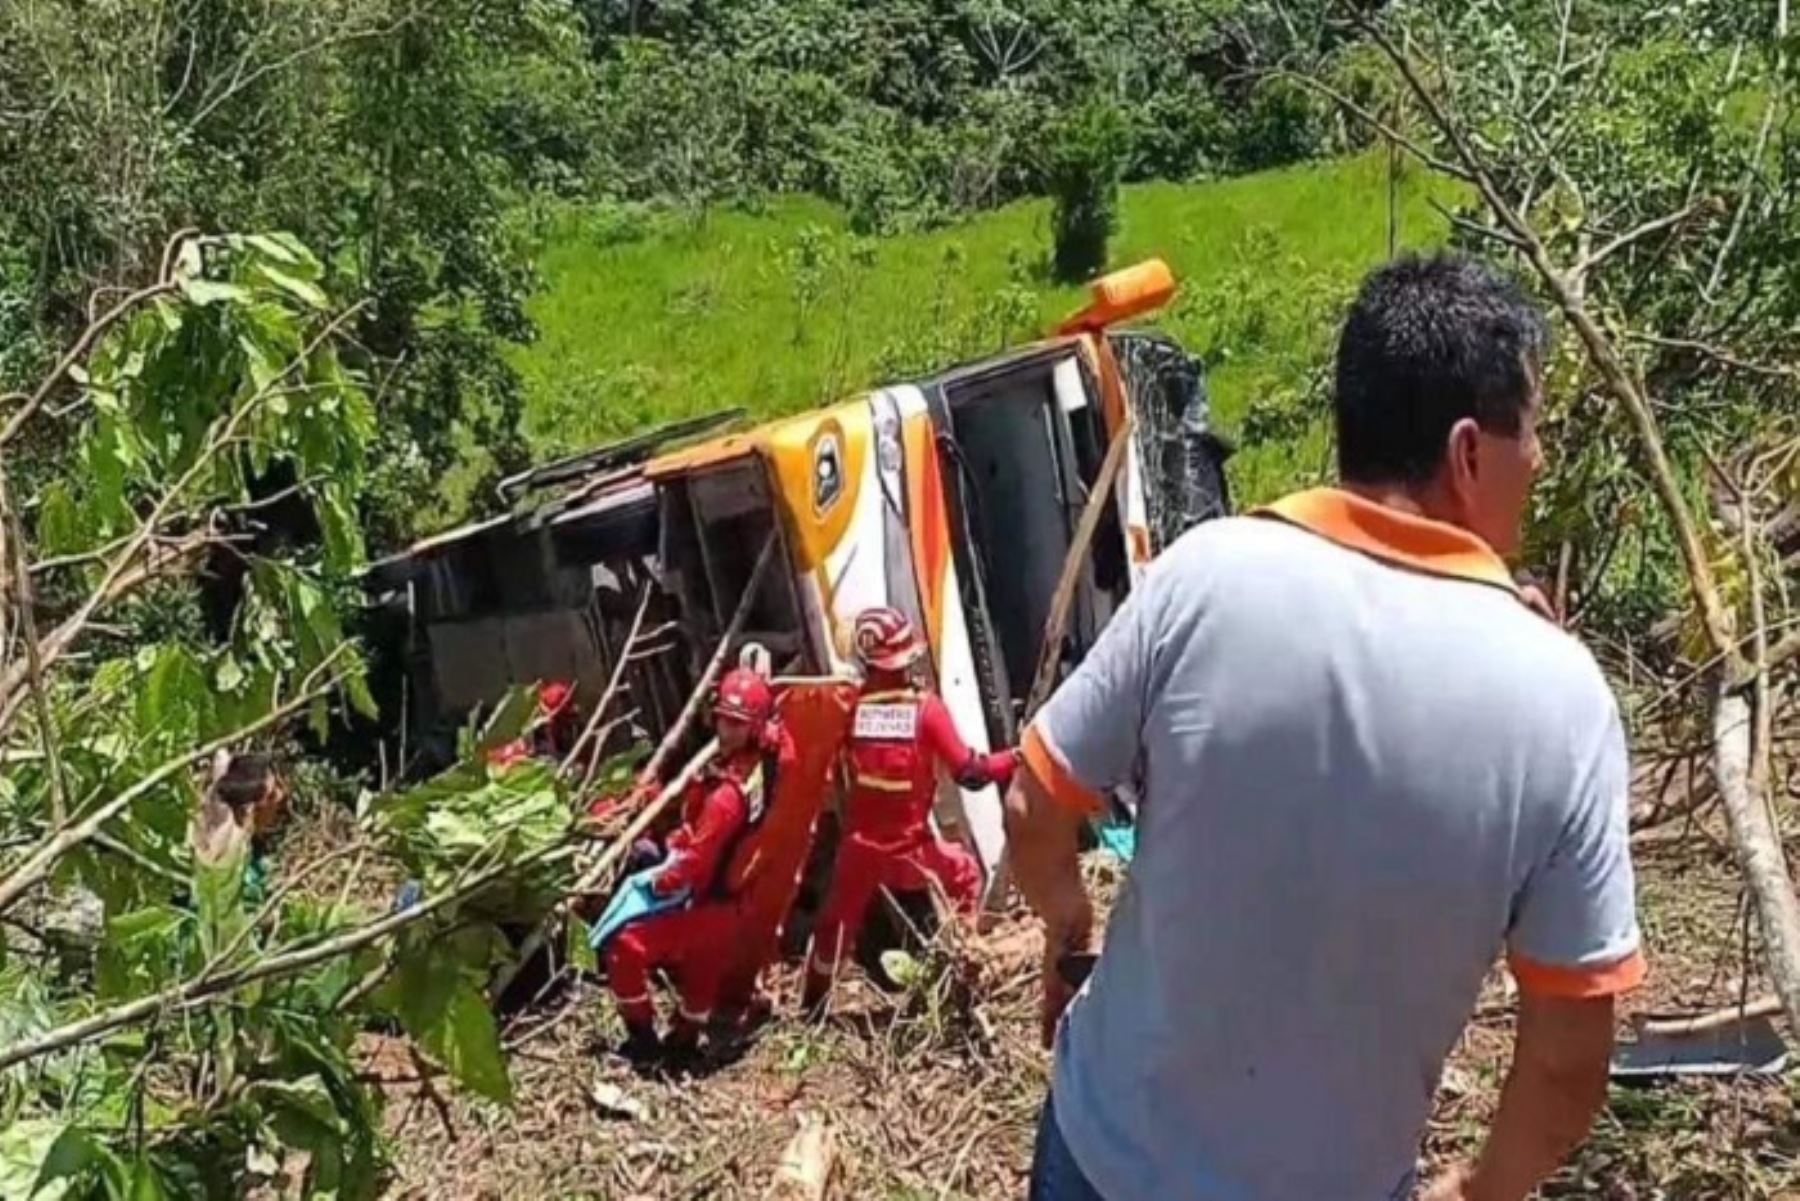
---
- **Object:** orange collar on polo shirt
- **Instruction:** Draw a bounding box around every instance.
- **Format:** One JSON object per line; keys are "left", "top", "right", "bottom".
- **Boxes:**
{"left": 1254, "top": 487, "right": 1518, "bottom": 593}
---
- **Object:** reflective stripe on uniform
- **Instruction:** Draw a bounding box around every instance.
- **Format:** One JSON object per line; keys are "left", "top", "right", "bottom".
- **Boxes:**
{"left": 854, "top": 773, "right": 912, "bottom": 793}
{"left": 859, "top": 688, "right": 917, "bottom": 704}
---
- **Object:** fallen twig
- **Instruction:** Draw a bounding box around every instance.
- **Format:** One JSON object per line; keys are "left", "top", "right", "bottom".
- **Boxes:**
{"left": 1636, "top": 994, "right": 1782, "bottom": 1037}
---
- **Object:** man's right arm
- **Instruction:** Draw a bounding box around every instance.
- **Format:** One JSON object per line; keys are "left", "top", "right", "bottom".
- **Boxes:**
{"left": 1426, "top": 992, "right": 1616, "bottom": 1201}
{"left": 1432, "top": 694, "right": 1641, "bottom": 1199}
{"left": 1006, "top": 564, "right": 1167, "bottom": 1046}
{"left": 1003, "top": 764, "right": 1095, "bottom": 1047}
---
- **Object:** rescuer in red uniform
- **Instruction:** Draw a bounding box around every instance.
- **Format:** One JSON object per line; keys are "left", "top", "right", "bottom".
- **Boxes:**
{"left": 803, "top": 607, "right": 1019, "bottom": 1006}
{"left": 604, "top": 667, "right": 790, "bottom": 1058}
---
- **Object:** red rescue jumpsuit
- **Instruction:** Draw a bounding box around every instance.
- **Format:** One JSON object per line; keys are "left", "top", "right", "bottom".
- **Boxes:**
{"left": 605, "top": 741, "right": 772, "bottom": 1033}
{"left": 805, "top": 680, "right": 1015, "bottom": 990}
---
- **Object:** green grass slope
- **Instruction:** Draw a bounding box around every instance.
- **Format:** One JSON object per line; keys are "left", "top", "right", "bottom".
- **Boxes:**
{"left": 517, "top": 153, "right": 1461, "bottom": 505}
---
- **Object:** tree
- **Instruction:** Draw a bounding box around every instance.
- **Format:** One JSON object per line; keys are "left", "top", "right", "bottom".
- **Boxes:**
{"left": 1047, "top": 96, "right": 1131, "bottom": 282}
{"left": 0, "top": 0, "right": 598, "bottom": 549}
{"left": 0, "top": 235, "right": 613, "bottom": 1197}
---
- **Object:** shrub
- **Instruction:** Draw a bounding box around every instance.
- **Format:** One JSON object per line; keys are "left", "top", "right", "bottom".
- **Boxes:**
{"left": 1046, "top": 96, "right": 1130, "bottom": 283}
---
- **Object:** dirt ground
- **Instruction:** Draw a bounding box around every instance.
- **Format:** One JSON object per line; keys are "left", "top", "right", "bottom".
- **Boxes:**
{"left": 362, "top": 831, "right": 1800, "bottom": 1201}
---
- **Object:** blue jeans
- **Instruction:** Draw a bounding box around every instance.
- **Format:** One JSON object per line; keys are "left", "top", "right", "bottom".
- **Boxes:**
{"left": 1029, "top": 1095, "right": 1105, "bottom": 1201}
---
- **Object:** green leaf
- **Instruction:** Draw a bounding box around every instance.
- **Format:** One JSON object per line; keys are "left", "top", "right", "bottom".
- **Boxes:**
{"left": 475, "top": 687, "right": 541, "bottom": 755}
{"left": 254, "top": 262, "right": 330, "bottom": 310}
{"left": 178, "top": 278, "right": 251, "bottom": 307}
{"left": 0, "top": 1119, "right": 67, "bottom": 1201}
{"left": 192, "top": 834, "right": 250, "bottom": 962}
{"left": 36, "top": 1128, "right": 127, "bottom": 1200}
{"left": 431, "top": 983, "right": 511, "bottom": 1104}
{"left": 382, "top": 946, "right": 511, "bottom": 1103}
{"left": 215, "top": 656, "right": 246, "bottom": 693}
{"left": 234, "top": 233, "right": 306, "bottom": 267}
{"left": 125, "top": 1158, "right": 166, "bottom": 1201}
{"left": 567, "top": 917, "right": 597, "bottom": 974}
{"left": 345, "top": 667, "right": 379, "bottom": 723}
{"left": 238, "top": 335, "right": 280, "bottom": 395}
{"left": 880, "top": 949, "right": 924, "bottom": 989}
{"left": 98, "top": 906, "right": 189, "bottom": 999}
{"left": 317, "top": 483, "right": 364, "bottom": 576}
{"left": 36, "top": 484, "right": 85, "bottom": 558}
{"left": 252, "top": 1075, "right": 345, "bottom": 1146}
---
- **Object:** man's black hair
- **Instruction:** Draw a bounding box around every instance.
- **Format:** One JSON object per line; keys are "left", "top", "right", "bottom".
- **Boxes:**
{"left": 214, "top": 752, "right": 276, "bottom": 811}
{"left": 1334, "top": 252, "right": 1549, "bottom": 486}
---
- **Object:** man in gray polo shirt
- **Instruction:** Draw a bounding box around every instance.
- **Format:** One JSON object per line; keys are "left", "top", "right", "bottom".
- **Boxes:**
{"left": 1006, "top": 253, "right": 1642, "bottom": 1201}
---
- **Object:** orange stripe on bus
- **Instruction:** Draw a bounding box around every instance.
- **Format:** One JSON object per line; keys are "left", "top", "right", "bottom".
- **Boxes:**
{"left": 903, "top": 413, "right": 950, "bottom": 657}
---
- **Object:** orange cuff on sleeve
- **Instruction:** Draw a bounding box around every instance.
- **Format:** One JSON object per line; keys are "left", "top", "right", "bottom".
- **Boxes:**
{"left": 1508, "top": 949, "right": 1647, "bottom": 999}
{"left": 1021, "top": 725, "right": 1104, "bottom": 817}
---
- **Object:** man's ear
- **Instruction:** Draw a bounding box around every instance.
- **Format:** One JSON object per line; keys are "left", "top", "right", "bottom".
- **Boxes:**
{"left": 210, "top": 748, "right": 233, "bottom": 784}
{"left": 1445, "top": 416, "right": 1483, "bottom": 500}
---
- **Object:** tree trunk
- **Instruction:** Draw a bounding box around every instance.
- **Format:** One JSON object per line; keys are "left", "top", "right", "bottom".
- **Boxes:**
{"left": 1711, "top": 680, "right": 1800, "bottom": 1032}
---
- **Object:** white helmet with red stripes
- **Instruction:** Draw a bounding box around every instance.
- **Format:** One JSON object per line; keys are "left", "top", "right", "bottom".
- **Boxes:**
{"left": 853, "top": 606, "right": 924, "bottom": 673}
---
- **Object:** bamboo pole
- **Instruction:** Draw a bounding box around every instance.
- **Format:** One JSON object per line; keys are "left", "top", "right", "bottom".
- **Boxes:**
{"left": 558, "top": 582, "right": 653, "bottom": 780}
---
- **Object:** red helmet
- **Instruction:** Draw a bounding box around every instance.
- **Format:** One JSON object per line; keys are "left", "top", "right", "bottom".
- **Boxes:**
{"left": 538, "top": 680, "right": 573, "bottom": 717}
{"left": 854, "top": 606, "right": 923, "bottom": 672}
{"left": 714, "top": 667, "right": 775, "bottom": 726}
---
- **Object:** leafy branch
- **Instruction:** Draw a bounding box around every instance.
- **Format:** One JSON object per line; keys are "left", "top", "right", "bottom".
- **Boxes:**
{"left": 0, "top": 648, "right": 350, "bottom": 917}
{"left": 0, "top": 836, "right": 581, "bottom": 1073}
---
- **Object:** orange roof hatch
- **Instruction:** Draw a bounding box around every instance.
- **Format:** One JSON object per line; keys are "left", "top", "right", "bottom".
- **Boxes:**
{"left": 1056, "top": 259, "right": 1177, "bottom": 334}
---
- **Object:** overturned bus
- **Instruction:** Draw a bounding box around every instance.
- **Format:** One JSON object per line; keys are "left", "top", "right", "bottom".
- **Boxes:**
{"left": 361, "top": 259, "right": 1231, "bottom": 884}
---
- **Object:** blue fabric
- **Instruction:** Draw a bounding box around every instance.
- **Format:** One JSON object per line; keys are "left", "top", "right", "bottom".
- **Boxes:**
{"left": 1093, "top": 819, "right": 1135, "bottom": 863}
{"left": 390, "top": 879, "right": 423, "bottom": 914}
{"left": 1029, "top": 1097, "right": 1106, "bottom": 1201}
{"left": 589, "top": 867, "right": 689, "bottom": 950}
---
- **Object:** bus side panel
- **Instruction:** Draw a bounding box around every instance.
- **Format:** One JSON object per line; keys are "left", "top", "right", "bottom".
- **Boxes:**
{"left": 764, "top": 402, "right": 884, "bottom": 672}
{"left": 890, "top": 387, "right": 1007, "bottom": 880}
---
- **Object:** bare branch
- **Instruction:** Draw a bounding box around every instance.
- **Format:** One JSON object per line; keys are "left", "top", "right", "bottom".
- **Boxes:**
{"left": 0, "top": 277, "right": 180, "bottom": 450}
{"left": 558, "top": 582, "right": 652, "bottom": 781}
{"left": 489, "top": 534, "right": 778, "bottom": 1003}
{"left": 1573, "top": 201, "right": 1712, "bottom": 280}
{"left": 1344, "top": 4, "right": 1744, "bottom": 676}
{"left": 0, "top": 834, "right": 582, "bottom": 1072}
{"left": 91, "top": 831, "right": 186, "bottom": 886}
{"left": 0, "top": 301, "right": 368, "bottom": 721}
{"left": 1429, "top": 197, "right": 1527, "bottom": 250}
{"left": 1707, "top": 82, "right": 1782, "bottom": 301}
{"left": 1522, "top": 0, "right": 1575, "bottom": 124}
{"left": 1268, "top": 68, "right": 1474, "bottom": 182}
{"left": 1, "top": 466, "right": 67, "bottom": 824}
{"left": 185, "top": 16, "right": 416, "bottom": 130}
{"left": 1626, "top": 330, "right": 1800, "bottom": 381}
